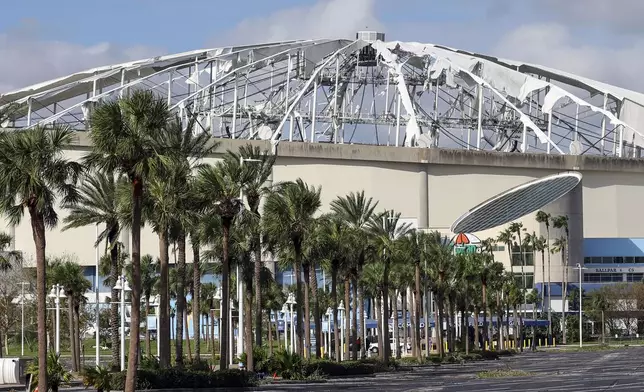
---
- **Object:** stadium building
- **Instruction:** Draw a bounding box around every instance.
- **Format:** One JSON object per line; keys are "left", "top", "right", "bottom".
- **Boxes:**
{"left": 2, "top": 31, "right": 644, "bottom": 312}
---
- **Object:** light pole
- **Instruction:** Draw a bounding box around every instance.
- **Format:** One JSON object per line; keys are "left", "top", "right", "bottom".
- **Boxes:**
{"left": 19, "top": 282, "right": 29, "bottom": 356}
{"left": 229, "top": 300, "right": 234, "bottom": 366}
{"left": 575, "top": 263, "right": 588, "bottom": 348}
{"left": 338, "top": 300, "right": 345, "bottom": 361}
{"left": 214, "top": 287, "right": 222, "bottom": 357}
{"left": 113, "top": 275, "right": 131, "bottom": 371}
{"left": 95, "top": 223, "right": 101, "bottom": 366}
{"left": 325, "top": 307, "right": 332, "bottom": 359}
{"left": 152, "top": 295, "right": 160, "bottom": 358}
{"left": 48, "top": 284, "right": 65, "bottom": 355}
{"left": 286, "top": 293, "right": 296, "bottom": 354}
{"left": 281, "top": 304, "right": 289, "bottom": 352}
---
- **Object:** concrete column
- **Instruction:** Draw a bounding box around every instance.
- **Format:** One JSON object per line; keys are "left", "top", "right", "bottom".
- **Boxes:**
{"left": 418, "top": 165, "right": 429, "bottom": 229}
{"left": 539, "top": 179, "right": 584, "bottom": 285}
{"left": 120, "top": 227, "right": 131, "bottom": 260}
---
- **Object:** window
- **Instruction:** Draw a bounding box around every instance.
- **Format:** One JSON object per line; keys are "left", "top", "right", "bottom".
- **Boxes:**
{"left": 583, "top": 273, "right": 623, "bottom": 283}
{"left": 584, "top": 256, "right": 644, "bottom": 265}
{"left": 511, "top": 252, "right": 534, "bottom": 266}
{"left": 626, "top": 273, "right": 644, "bottom": 283}
{"left": 513, "top": 273, "right": 534, "bottom": 288}
{"left": 492, "top": 245, "right": 505, "bottom": 252}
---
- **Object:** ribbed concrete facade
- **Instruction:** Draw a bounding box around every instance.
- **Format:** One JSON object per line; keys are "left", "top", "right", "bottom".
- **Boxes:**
{"left": 8, "top": 133, "right": 644, "bottom": 286}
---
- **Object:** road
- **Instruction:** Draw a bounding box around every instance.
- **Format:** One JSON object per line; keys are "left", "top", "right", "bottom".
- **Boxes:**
{"left": 260, "top": 347, "right": 644, "bottom": 391}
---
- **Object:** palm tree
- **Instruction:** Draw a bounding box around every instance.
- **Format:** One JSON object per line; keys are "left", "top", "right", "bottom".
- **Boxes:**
{"left": 536, "top": 210, "right": 553, "bottom": 342}
{"left": 225, "top": 144, "right": 276, "bottom": 349}
{"left": 0, "top": 125, "right": 82, "bottom": 392}
{"left": 316, "top": 216, "right": 353, "bottom": 361}
{"left": 424, "top": 233, "right": 454, "bottom": 358}
{"left": 263, "top": 179, "right": 322, "bottom": 358}
{"left": 330, "top": 191, "right": 378, "bottom": 359}
{"left": 552, "top": 236, "right": 568, "bottom": 344}
{"left": 367, "top": 210, "right": 411, "bottom": 362}
{"left": 532, "top": 235, "right": 548, "bottom": 315}
{"left": 85, "top": 90, "right": 170, "bottom": 390}
{"left": 49, "top": 260, "right": 91, "bottom": 372}
{"left": 196, "top": 159, "right": 247, "bottom": 369}
{"left": 62, "top": 170, "right": 124, "bottom": 370}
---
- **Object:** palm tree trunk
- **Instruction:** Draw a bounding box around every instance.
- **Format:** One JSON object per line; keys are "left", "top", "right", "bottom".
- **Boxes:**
{"left": 267, "top": 309, "right": 273, "bottom": 356}
{"left": 175, "top": 233, "right": 187, "bottom": 367}
{"left": 497, "top": 294, "right": 503, "bottom": 350}
{"left": 462, "top": 307, "right": 469, "bottom": 355}
{"left": 414, "top": 263, "right": 421, "bottom": 360}
{"left": 244, "top": 278, "right": 253, "bottom": 371}
{"left": 331, "top": 265, "right": 339, "bottom": 362}
{"left": 302, "top": 262, "right": 311, "bottom": 359}
{"left": 436, "top": 297, "right": 445, "bottom": 358}
{"left": 192, "top": 242, "right": 201, "bottom": 361}
{"left": 546, "top": 227, "right": 552, "bottom": 344}
{"left": 601, "top": 310, "right": 605, "bottom": 344}
{"left": 184, "top": 310, "right": 192, "bottom": 361}
{"left": 343, "top": 278, "right": 350, "bottom": 361}
{"left": 220, "top": 218, "right": 232, "bottom": 370}
{"left": 376, "top": 296, "right": 383, "bottom": 361}
{"left": 562, "top": 247, "right": 568, "bottom": 345}
{"left": 146, "top": 297, "right": 151, "bottom": 358}
{"left": 541, "top": 251, "right": 546, "bottom": 316}
{"left": 382, "top": 262, "right": 391, "bottom": 363}
{"left": 74, "top": 305, "right": 81, "bottom": 370}
{"left": 351, "top": 276, "right": 358, "bottom": 360}
{"left": 125, "top": 178, "right": 144, "bottom": 392}
{"left": 392, "top": 289, "right": 400, "bottom": 359}
{"left": 254, "top": 239, "right": 263, "bottom": 348}
{"left": 310, "top": 263, "right": 321, "bottom": 359}
{"left": 482, "top": 284, "right": 488, "bottom": 350}
{"left": 158, "top": 230, "right": 171, "bottom": 367}
{"left": 293, "top": 249, "right": 304, "bottom": 357}
{"left": 473, "top": 308, "right": 479, "bottom": 351}
{"left": 357, "top": 281, "right": 366, "bottom": 359}
{"left": 402, "top": 290, "right": 408, "bottom": 357}
{"left": 68, "top": 296, "right": 77, "bottom": 371}
{"left": 30, "top": 210, "right": 48, "bottom": 392}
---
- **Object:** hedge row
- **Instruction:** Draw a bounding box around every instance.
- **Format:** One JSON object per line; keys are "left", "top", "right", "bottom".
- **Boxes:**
{"left": 111, "top": 369, "right": 258, "bottom": 390}
{"left": 302, "top": 359, "right": 388, "bottom": 377}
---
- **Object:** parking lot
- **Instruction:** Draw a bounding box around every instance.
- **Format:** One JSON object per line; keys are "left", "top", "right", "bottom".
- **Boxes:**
{"left": 261, "top": 347, "right": 644, "bottom": 391}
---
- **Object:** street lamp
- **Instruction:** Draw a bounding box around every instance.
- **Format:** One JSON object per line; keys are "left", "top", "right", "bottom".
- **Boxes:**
{"left": 286, "top": 293, "right": 296, "bottom": 354}
{"left": 95, "top": 223, "right": 101, "bottom": 366}
{"left": 325, "top": 307, "right": 332, "bottom": 359}
{"left": 338, "top": 300, "right": 345, "bottom": 361}
{"left": 574, "top": 263, "right": 588, "bottom": 348}
{"left": 281, "top": 304, "right": 289, "bottom": 352}
{"left": 18, "top": 282, "right": 29, "bottom": 356}
{"left": 213, "top": 287, "right": 222, "bottom": 359}
{"left": 113, "top": 275, "right": 131, "bottom": 371}
{"left": 48, "top": 284, "right": 66, "bottom": 355}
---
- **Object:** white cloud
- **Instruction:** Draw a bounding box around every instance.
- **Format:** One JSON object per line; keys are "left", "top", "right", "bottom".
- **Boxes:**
{"left": 213, "top": 0, "right": 381, "bottom": 45}
{"left": 0, "top": 22, "right": 160, "bottom": 93}
{"left": 493, "top": 23, "right": 644, "bottom": 91}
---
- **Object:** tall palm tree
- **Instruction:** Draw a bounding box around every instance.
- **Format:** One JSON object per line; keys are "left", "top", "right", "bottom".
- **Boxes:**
{"left": 263, "top": 179, "right": 322, "bottom": 358}
{"left": 424, "top": 234, "right": 454, "bottom": 358}
{"left": 367, "top": 210, "right": 411, "bottom": 362}
{"left": 316, "top": 216, "right": 353, "bottom": 361}
{"left": 552, "top": 236, "right": 568, "bottom": 344}
{"left": 62, "top": 170, "right": 124, "bottom": 370}
{"left": 196, "top": 159, "right": 247, "bottom": 369}
{"left": 532, "top": 235, "right": 548, "bottom": 315}
{"left": 536, "top": 210, "right": 553, "bottom": 342}
{"left": 225, "top": 144, "right": 276, "bottom": 349}
{"left": 330, "top": 191, "right": 378, "bottom": 359}
{"left": 553, "top": 214, "right": 569, "bottom": 344}
{"left": 0, "top": 125, "right": 82, "bottom": 392}
{"left": 49, "top": 259, "right": 91, "bottom": 372}
{"left": 157, "top": 118, "right": 213, "bottom": 364}
{"left": 85, "top": 90, "right": 170, "bottom": 391}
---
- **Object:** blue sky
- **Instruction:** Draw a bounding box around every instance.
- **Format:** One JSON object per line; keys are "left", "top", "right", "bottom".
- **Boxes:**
{"left": 1, "top": 0, "right": 644, "bottom": 92}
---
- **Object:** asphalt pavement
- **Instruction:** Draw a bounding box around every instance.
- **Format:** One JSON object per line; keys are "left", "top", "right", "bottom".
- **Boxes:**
{"left": 260, "top": 347, "right": 644, "bottom": 391}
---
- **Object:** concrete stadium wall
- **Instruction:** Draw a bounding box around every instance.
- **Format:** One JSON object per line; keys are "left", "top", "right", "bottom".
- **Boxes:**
{"left": 8, "top": 133, "right": 644, "bottom": 285}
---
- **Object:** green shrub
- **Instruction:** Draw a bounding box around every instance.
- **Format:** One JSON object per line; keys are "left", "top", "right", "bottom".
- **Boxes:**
{"left": 186, "top": 358, "right": 210, "bottom": 372}
{"left": 110, "top": 368, "right": 257, "bottom": 390}
{"left": 82, "top": 366, "right": 113, "bottom": 392}
{"left": 139, "top": 355, "right": 160, "bottom": 370}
